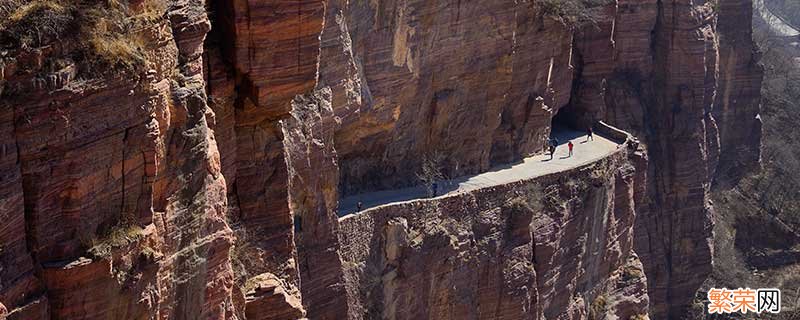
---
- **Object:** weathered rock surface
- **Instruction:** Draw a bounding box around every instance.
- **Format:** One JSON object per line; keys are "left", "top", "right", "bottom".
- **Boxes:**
{"left": 283, "top": 88, "right": 352, "bottom": 319}
{"left": 564, "top": 0, "right": 763, "bottom": 317}
{"left": 0, "top": 0, "right": 764, "bottom": 319}
{"left": 319, "top": 0, "right": 574, "bottom": 196}
{"left": 244, "top": 273, "right": 306, "bottom": 320}
{"left": 597, "top": 254, "right": 651, "bottom": 320}
{"left": 628, "top": 2, "right": 719, "bottom": 317}
{"left": 0, "top": 94, "right": 48, "bottom": 319}
{"left": 203, "top": 0, "right": 329, "bottom": 303}
{"left": 338, "top": 148, "right": 649, "bottom": 319}
{"left": 0, "top": 0, "right": 237, "bottom": 318}
{"left": 714, "top": 0, "right": 764, "bottom": 184}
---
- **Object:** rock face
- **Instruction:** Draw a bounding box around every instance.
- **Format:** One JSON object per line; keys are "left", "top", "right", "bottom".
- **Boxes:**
{"left": 565, "top": 0, "right": 762, "bottom": 317}
{"left": 244, "top": 273, "right": 306, "bottom": 320}
{"left": 714, "top": 0, "right": 764, "bottom": 184}
{"left": 283, "top": 88, "right": 352, "bottom": 319}
{"left": 0, "top": 0, "right": 237, "bottom": 318}
{"left": 205, "top": 0, "right": 328, "bottom": 296}
{"left": 338, "top": 147, "right": 649, "bottom": 319}
{"left": 0, "top": 0, "right": 763, "bottom": 319}
{"left": 319, "top": 0, "right": 574, "bottom": 196}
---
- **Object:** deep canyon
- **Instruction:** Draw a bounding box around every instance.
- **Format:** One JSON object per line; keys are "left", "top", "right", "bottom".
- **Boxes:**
{"left": 0, "top": 0, "right": 766, "bottom": 319}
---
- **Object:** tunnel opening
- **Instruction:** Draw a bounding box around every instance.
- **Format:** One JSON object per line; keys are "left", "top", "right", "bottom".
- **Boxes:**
{"left": 551, "top": 105, "right": 587, "bottom": 132}
{"left": 547, "top": 105, "right": 595, "bottom": 152}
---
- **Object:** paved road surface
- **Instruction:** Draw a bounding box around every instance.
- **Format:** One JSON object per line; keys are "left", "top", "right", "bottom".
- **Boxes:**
{"left": 338, "top": 127, "right": 621, "bottom": 217}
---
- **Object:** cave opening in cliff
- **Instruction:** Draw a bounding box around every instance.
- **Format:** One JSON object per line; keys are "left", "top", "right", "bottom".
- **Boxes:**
{"left": 551, "top": 105, "right": 583, "bottom": 131}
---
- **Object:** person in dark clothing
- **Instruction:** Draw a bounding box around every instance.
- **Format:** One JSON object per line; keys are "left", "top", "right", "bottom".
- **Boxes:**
{"left": 549, "top": 145, "right": 556, "bottom": 160}
{"left": 357, "top": 201, "right": 363, "bottom": 212}
{"left": 568, "top": 140, "right": 574, "bottom": 157}
{"left": 586, "top": 127, "right": 594, "bottom": 141}
{"left": 294, "top": 215, "right": 302, "bottom": 233}
{"left": 432, "top": 182, "right": 438, "bottom": 197}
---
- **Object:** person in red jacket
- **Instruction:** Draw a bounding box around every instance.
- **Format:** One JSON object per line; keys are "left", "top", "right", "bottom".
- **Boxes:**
{"left": 568, "top": 140, "right": 574, "bottom": 157}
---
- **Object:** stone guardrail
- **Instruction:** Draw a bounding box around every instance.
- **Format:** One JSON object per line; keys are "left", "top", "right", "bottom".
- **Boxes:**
{"left": 594, "top": 121, "right": 640, "bottom": 151}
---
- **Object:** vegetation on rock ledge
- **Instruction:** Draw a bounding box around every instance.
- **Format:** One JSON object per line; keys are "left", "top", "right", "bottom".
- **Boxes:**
{"left": 536, "top": 0, "right": 611, "bottom": 28}
{"left": 0, "top": 0, "right": 167, "bottom": 73}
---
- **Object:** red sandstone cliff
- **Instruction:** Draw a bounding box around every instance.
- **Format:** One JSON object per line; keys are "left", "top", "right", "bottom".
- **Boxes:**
{"left": 318, "top": 0, "right": 762, "bottom": 317}
{"left": 338, "top": 147, "right": 649, "bottom": 319}
{"left": 0, "top": 0, "right": 763, "bottom": 319}
{"left": 1, "top": 0, "right": 237, "bottom": 318}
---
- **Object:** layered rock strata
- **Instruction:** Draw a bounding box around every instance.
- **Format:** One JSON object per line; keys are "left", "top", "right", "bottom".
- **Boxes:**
{"left": 338, "top": 144, "right": 649, "bottom": 319}
{"left": 564, "top": 0, "right": 763, "bottom": 317}
{"left": 1, "top": 0, "right": 237, "bottom": 318}
{"left": 0, "top": 0, "right": 764, "bottom": 319}
{"left": 318, "top": 0, "right": 575, "bottom": 196}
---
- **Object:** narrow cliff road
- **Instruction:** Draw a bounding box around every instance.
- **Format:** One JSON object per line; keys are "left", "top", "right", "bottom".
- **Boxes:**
{"left": 338, "top": 127, "right": 622, "bottom": 217}
{"left": 756, "top": 0, "right": 800, "bottom": 37}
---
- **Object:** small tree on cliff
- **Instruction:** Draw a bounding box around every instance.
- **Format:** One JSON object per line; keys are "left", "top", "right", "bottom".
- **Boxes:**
{"left": 417, "top": 152, "right": 446, "bottom": 197}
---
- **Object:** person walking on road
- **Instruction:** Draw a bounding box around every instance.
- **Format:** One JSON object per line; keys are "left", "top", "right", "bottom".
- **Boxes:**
{"left": 357, "top": 201, "right": 363, "bottom": 212}
{"left": 549, "top": 144, "right": 556, "bottom": 160}
{"left": 586, "top": 127, "right": 593, "bottom": 142}
{"left": 568, "top": 141, "right": 574, "bottom": 157}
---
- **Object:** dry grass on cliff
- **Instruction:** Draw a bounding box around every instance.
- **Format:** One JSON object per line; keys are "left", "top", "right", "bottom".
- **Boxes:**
{"left": 0, "top": 0, "right": 74, "bottom": 49}
{"left": 0, "top": 0, "right": 167, "bottom": 73}
{"left": 508, "top": 183, "right": 544, "bottom": 213}
{"left": 589, "top": 294, "right": 608, "bottom": 319}
{"left": 83, "top": 3, "right": 148, "bottom": 72}
{"left": 86, "top": 224, "right": 145, "bottom": 258}
{"left": 536, "top": 0, "right": 611, "bottom": 28}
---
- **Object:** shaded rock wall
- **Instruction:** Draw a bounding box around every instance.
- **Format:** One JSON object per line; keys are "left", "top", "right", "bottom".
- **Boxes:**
{"left": 283, "top": 88, "right": 352, "bottom": 319}
{"left": 204, "top": 0, "right": 328, "bottom": 296}
{"left": 318, "top": 0, "right": 575, "bottom": 196}
{"left": 338, "top": 148, "right": 649, "bottom": 319}
{"left": 0, "top": 87, "right": 48, "bottom": 319}
{"left": 204, "top": 0, "right": 353, "bottom": 317}
{"left": 714, "top": 0, "right": 764, "bottom": 184}
{"left": 634, "top": 2, "right": 719, "bottom": 317}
